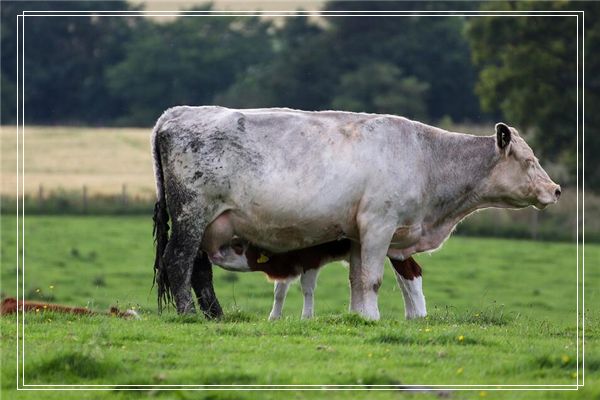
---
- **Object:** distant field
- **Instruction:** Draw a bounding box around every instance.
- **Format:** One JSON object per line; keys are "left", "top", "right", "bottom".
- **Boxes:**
{"left": 0, "top": 216, "right": 596, "bottom": 398}
{"left": 0, "top": 126, "right": 155, "bottom": 198}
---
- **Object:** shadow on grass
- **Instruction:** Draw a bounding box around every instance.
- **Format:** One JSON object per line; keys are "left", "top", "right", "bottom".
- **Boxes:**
{"left": 318, "top": 313, "right": 378, "bottom": 327}
{"left": 426, "top": 303, "right": 514, "bottom": 326}
{"left": 369, "top": 332, "right": 484, "bottom": 346}
{"left": 27, "top": 351, "right": 120, "bottom": 382}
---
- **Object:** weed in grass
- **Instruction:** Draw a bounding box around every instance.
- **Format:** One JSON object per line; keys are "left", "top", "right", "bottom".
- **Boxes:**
{"left": 93, "top": 276, "right": 107, "bottom": 287}
{"left": 320, "top": 312, "right": 378, "bottom": 327}
{"left": 218, "top": 309, "right": 257, "bottom": 323}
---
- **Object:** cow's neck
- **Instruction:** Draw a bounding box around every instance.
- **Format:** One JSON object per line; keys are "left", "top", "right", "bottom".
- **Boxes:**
{"left": 422, "top": 132, "right": 498, "bottom": 236}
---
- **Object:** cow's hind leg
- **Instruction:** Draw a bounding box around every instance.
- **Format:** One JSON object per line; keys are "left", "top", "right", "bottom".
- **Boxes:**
{"left": 191, "top": 250, "right": 223, "bottom": 319}
{"left": 300, "top": 269, "right": 319, "bottom": 319}
{"left": 390, "top": 258, "right": 427, "bottom": 319}
{"left": 162, "top": 222, "right": 203, "bottom": 314}
{"left": 269, "top": 279, "right": 292, "bottom": 321}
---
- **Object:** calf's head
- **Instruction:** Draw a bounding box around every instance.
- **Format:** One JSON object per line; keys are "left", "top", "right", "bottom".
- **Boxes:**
{"left": 485, "top": 123, "right": 561, "bottom": 209}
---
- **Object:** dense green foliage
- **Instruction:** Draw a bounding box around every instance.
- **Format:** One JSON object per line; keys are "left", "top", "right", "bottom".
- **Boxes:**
{"left": 466, "top": 1, "right": 599, "bottom": 188}
{"left": 1, "top": 0, "right": 481, "bottom": 125}
{"left": 0, "top": 216, "right": 596, "bottom": 398}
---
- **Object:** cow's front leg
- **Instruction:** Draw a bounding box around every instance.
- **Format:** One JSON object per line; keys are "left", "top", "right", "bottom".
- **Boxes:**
{"left": 300, "top": 269, "right": 319, "bottom": 319}
{"left": 349, "top": 223, "right": 395, "bottom": 320}
{"left": 162, "top": 224, "right": 202, "bottom": 314}
{"left": 269, "top": 279, "right": 291, "bottom": 320}
{"left": 390, "top": 258, "right": 427, "bottom": 319}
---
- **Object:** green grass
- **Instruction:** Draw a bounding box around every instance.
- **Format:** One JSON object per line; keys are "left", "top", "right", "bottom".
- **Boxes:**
{"left": 0, "top": 216, "right": 597, "bottom": 399}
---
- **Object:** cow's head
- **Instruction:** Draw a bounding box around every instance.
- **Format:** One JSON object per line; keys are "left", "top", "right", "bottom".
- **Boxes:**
{"left": 485, "top": 123, "right": 561, "bottom": 209}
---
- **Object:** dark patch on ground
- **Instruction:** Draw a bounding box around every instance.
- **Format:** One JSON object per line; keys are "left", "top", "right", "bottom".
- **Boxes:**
{"left": 28, "top": 352, "right": 119, "bottom": 380}
{"left": 369, "top": 333, "right": 483, "bottom": 346}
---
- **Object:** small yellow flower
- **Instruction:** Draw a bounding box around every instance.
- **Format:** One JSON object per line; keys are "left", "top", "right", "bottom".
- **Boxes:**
{"left": 458, "top": 335, "right": 465, "bottom": 342}
{"left": 425, "top": 328, "right": 431, "bottom": 332}
{"left": 35, "top": 308, "right": 40, "bottom": 313}
{"left": 479, "top": 391, "right": 487, "bottom": 397}
{"left": 561, "top": 355, "right": 570, "bottom": 364}
{"left": 456, "top": 367, "right": 464, "bottom": 375}
{"left": 49, "top": 285, "right": 54, "bottom": 289}
{"left": 43, "top": 305, "right": 47, "bottom": 309}
{"left": 35, "top": 289, "right": 40, "bottom": 293}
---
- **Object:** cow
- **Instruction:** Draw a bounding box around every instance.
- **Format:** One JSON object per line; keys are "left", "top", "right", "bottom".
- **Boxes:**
{"left": 151, "top": 106, "right": 560, "bottom": 320}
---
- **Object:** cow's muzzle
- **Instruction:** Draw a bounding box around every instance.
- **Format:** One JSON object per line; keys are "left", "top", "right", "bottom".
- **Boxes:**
{"left": 536, "top": 183, "right": 561, "bottom": 209}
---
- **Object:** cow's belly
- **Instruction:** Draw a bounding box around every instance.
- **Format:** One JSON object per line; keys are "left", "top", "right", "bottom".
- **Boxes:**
{"left": 228, "top": 208, "right": 354, "bottom": 252}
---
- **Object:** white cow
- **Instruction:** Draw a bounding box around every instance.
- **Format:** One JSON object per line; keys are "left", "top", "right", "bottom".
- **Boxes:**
{"left": 152, "top": 106, "right": 560, "bottom": 320}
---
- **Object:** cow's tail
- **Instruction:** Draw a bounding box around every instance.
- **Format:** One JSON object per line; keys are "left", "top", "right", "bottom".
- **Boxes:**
{"left": 151, "top": 112, "right": 172, "bottom": 313}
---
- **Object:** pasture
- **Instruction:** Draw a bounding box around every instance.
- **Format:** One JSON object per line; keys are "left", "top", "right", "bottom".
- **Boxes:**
{"left": 0, "top": 215, "right": 597, "bottom": 399}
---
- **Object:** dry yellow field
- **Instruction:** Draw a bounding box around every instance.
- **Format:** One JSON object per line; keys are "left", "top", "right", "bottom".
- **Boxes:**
{"left": 0, "top": 126, "right": 156, "bottom": 198}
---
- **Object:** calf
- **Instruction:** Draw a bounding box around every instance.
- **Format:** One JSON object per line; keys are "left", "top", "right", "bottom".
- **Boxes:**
{"left": 206, "top": 236, "right": 425, "bottom": 320}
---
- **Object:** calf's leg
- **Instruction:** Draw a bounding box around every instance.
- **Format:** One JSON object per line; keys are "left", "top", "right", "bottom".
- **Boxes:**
{"left": 390, "top": 258, "right": 427, "bottom": 319}
{"left": 269, "top": 279, "right": 291, "bottom": 320}
{"left": 300, "top": 269, "right": 319, "bottom": 319}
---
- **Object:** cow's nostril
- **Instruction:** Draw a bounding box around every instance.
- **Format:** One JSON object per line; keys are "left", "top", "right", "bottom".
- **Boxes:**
{"left": 555, "top": 188, "right": 562, "bottom": 198}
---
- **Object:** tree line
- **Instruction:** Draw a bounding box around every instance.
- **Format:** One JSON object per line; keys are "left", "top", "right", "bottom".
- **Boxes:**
{"left": 1, "top": 1, "right": 597, "bottom": 189}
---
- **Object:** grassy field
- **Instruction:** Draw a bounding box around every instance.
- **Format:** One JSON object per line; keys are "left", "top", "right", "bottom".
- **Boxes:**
{"left": 0, "top": 215, "right": 597, "bottom": 399}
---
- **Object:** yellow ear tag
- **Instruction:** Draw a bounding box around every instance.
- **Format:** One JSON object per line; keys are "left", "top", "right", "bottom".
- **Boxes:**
{"left": 257, "top": 253, "right": 270, "bottom": 264}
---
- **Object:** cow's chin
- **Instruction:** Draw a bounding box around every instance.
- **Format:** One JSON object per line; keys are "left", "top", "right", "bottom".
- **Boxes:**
{"left": 534, "top": 194, "right": 559, "bottom": 210}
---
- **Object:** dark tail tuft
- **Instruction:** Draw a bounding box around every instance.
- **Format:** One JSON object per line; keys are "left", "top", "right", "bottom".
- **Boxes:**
{"left": 152, "top": 199, "right": 171, "bottom": 312}
{"left": 151, "top": 116, "right": 174, "bottom": 313}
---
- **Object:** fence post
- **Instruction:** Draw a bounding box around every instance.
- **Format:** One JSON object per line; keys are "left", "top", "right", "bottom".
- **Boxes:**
{"left": 82, "top": 185, "right": 88, "bottom": 214}
{"left": 530, "top": 209, "right": 539, "bottom": 240}
{"left": 122, "top": 184, "right": 128, "bottom": 209}
{"left": 38, "top": 184, "right": 44, "bottom": 211}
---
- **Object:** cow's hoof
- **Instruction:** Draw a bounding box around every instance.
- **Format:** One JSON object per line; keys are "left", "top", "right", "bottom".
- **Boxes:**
{"left": 268, "top": 313, "right": 281, "bottom": 321}
{"left": 405, "top": 311, "right": 427, "bottom": 320}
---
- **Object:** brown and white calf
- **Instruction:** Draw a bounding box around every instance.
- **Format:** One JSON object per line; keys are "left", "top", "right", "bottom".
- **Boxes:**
{"left": 208, "top": 238, "right": 424, "bottom": 320}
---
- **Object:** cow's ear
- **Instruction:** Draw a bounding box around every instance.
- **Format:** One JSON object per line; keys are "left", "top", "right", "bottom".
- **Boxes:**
{"left": 495, "top": 123, "right": 512, "bottom": 150}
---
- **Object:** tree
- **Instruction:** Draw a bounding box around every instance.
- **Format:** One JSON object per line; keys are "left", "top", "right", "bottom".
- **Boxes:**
{"left": 107, "top": 7, "right": 274, "bottom": 125}
{"left": 331, "top": 62, "right": 429, "bottom": 119}
{"left": 0, "top": 1, "right": 140, "bottom": 125}
{"left": 466, "top": 1, "right": 599, "bottom": 189}
{"left": 322, "top": 1, "right": 482, "bottom": 122}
